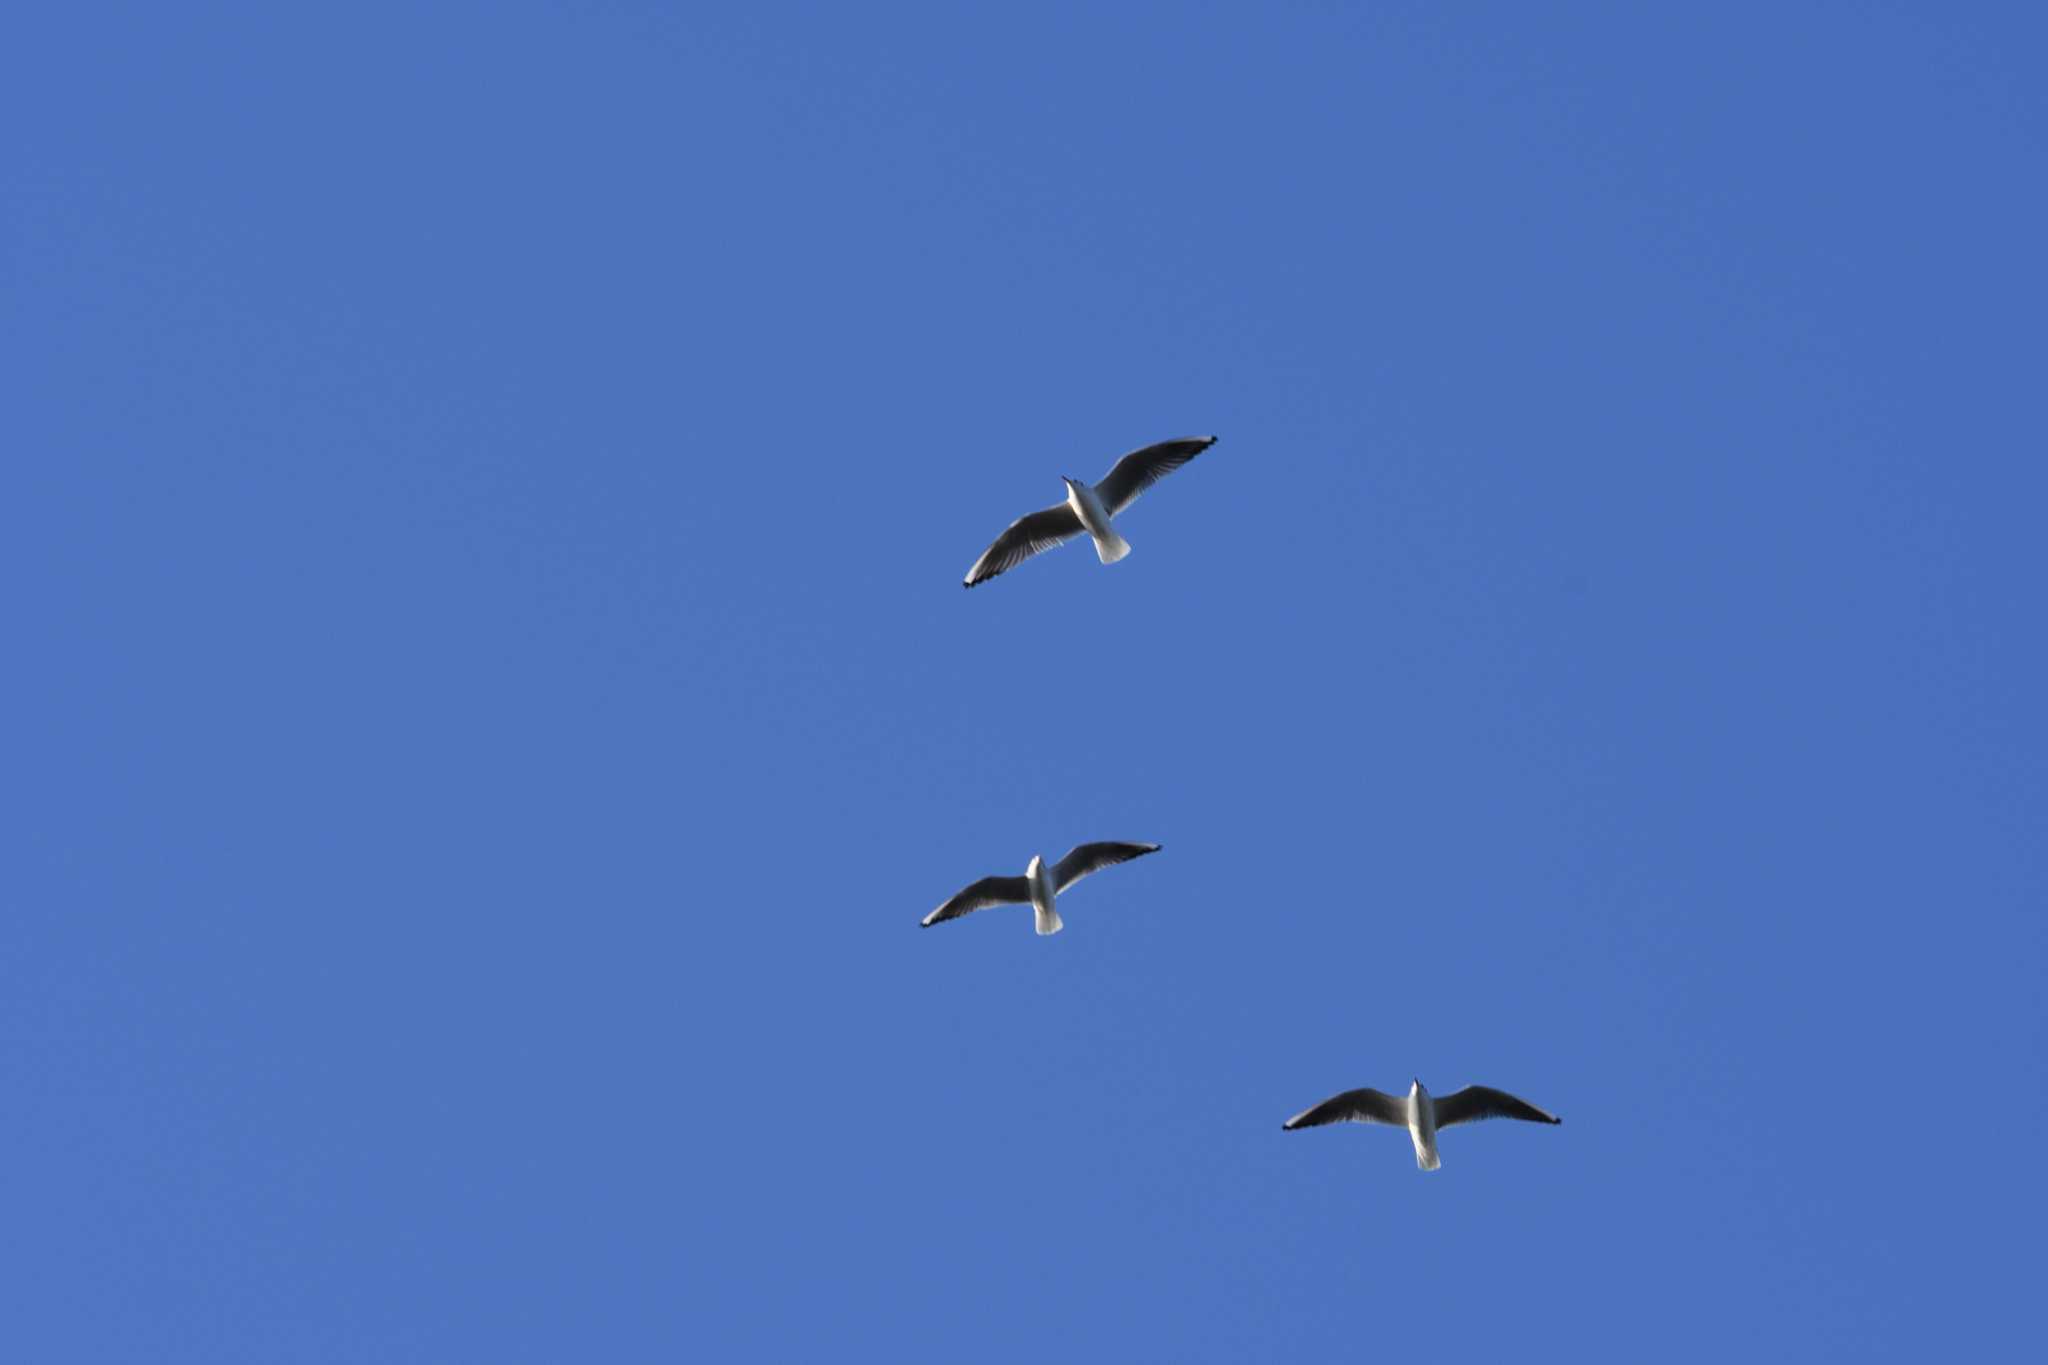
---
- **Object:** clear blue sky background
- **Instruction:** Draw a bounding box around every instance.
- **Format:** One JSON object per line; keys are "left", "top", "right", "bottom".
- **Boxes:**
{"left": 7, "top": 3, "right": 2044, "bottom": 1359}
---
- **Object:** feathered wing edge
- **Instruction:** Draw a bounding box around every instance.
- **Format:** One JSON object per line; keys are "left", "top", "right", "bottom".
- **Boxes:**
{"left": 1281, "top": 1088, "right": 1407, "bottom": 1130}
{"left": 1432, "top": 1086, "right": 1562, "bottom": 1127}
{"left": 963, "top": 504, "right": 1084, "bottom": 587}
{"left": 1050, "top": 841, "right": 1161, "bottom": 892}
{"left": 1094, "top": 436, "right": 1217, "bottom": 515}
{"left": 921, "top": 875, "right": 1032, "bottom": 926}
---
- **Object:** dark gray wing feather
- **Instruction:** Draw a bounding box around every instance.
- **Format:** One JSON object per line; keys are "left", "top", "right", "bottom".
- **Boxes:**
{"left": 1093, "top": 436, "right": 1217, "bottom": 515}
{"left": 921, "top": 875, "right": 1032, "bottom": 927}
{"left": 1282, "top": 1088, "right": 1407, "bottom": 1130}
{"left": 1432, "top": 1086, "right": 1562, "bottom": 1127}
{"left": 963, "top": 504, "right": 1085, "bottom": 587}
{"left": 1050, "top": 841, "right": 1161, "bottom": 892}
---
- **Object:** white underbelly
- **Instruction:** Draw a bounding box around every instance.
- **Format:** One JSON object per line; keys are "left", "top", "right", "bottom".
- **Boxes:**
{"left": 1409, "top": 1099, "right": 1440, "bottom": 1169}
{"left": 1029, "top": 870, "right": 1061, "bottom": 935}
{"left": 1067, "top": 483, "right": 1114, "bottom": 539}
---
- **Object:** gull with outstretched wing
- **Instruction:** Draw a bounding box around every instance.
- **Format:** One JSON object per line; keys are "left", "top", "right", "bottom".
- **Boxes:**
{"left": 1283, "top": 1077, "right": 1561, "bottom": 1171}
{"left": 921, "top": 842, "right": 1162, "bottom": 936}
{"left": 963, "top": 437, "right": 1217, "bottom": 587}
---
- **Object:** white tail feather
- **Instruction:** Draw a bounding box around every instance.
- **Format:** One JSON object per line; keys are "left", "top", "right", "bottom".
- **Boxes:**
{"left": 1093, "top": 530, "right": 1131, "bottom": 564}
{"left": 1035, "top": 904, "right": 1064, "bottom": 936}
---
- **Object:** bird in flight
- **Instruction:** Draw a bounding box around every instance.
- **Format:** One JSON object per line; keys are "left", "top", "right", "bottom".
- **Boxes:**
{"left": 921, "top": 842, "right": 1162, "bottom": 936}
{"left": 962, "top": 436, "right": 1217, "bottom": 588}
{"left": 1282, "top": 1077, "right": 1561, "bottom": 1171}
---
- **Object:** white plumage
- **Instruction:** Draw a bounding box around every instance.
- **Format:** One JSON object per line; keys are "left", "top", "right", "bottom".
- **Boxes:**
{"left": 921, "top": 842, "right": 1163, "bottom": 936}
{"left": 1282, "top": 1078, "right": 1561, "bottom": 1171}
{"left": 962, "top": 437, "right": 1216, "bottom": 587}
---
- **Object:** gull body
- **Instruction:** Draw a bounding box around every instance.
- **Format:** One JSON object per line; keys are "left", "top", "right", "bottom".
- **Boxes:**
{"left": 1282, "top": 1077, "right": 1561, "bottom": 1171}
{"left": 921, "top": 842, "right": 1162, "bottom": 936}
{"left": 1407, "top": 1079, "right": 1440, "bottom": 1171}
{"left": 1025, "top": 853, "right": 1060, "bottom": 936}
{"left": 963, "top": 436, "right": 1216, "bottom": 587}
{"left": 1062, "top": 476, "right": 1127, "bottom": 565}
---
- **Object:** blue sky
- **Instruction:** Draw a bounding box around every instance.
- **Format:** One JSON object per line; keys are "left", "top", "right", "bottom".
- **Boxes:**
{"left": 7, "top": 3, "right": 2044, "bottom": 1358}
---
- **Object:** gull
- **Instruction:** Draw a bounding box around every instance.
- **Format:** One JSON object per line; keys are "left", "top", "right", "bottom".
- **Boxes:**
{"left": 1281, "top": 1077, "right": 1561, "bottom": 1171}
{"left": 920, "top": 842, "right": 1161, "bottom": 936}
{"left": 963, "top": 436, "right": 1217, "bottom": 587}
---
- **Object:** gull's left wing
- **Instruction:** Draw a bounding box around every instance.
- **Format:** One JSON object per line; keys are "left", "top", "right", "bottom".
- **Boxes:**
{"left": 1432, "top": 1086, "right": 1562, "bottom": 1128}
{"left": 1050, "top": 841, "right": 1161, "bottom": 892}
{"left": 1093, "top": 436, "right": 1217, "bottom": 515}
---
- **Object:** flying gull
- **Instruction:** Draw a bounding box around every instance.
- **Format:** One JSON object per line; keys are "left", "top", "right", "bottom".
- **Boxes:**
{"left": 962, "top": 436, "right": 1217, "bottom": 587}
{"left": 921, "top": 842, "right": 1161, "bottom": 936}
{"left": 1281, "top": 1077, "right": 1561, "bottom": 1171}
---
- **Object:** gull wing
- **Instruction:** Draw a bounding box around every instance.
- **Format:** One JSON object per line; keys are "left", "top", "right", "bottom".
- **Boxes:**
{"left": 1093, "top": 436, "right": 1217, "bottom": 516}
{"left": 1050, "top": 841, "right": 1161, "bottom": 892}
{"left": 1282, "top": 1088, "right": 1407, "bottom": 1130}
{"left": 963, "top": 504, "right": 1085, "bottom": 588}
{"left": 1432, "top": 1086, "right": 1562, "bottom": 1128}
{"left": 921, "top": 875, "right": 1032, "bottom": 927}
